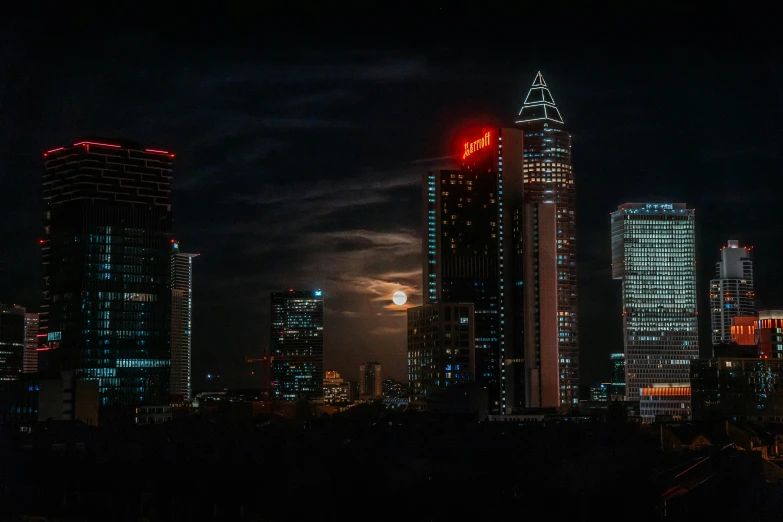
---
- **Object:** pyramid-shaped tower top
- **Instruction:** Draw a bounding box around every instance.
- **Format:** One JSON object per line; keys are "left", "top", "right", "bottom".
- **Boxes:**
{"left": 515, "top": 71, "right": 564, "bottom": 125}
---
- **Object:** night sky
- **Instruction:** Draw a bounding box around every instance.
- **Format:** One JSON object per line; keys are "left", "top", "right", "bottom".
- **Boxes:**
{"left": 1, "top": 12, "right": 781, "bottom": 390}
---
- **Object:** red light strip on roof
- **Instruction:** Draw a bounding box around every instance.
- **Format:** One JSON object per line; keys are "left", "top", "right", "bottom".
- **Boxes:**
{"left": 145, "top": 148, "right": 170, "bottom": 154}
{"left": 45, "top": 147, "right": 65, "bottom": 154}
{"left": 73, "top": 141, "right": 121, "bottom": 148}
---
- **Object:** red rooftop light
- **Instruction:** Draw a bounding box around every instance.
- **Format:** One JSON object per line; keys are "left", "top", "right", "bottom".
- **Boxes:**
{"left": 73, "top": 141, "right": 121, "bottom": 148}
{"left": 145, "top": 148, "right": 170, "bottom": 154}
{"left": 44, "top": 147, "right": 65, "bottom": 156}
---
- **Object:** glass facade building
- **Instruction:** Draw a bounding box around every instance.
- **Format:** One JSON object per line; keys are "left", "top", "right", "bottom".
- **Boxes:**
{"left": 515, "top": 72, "right": 579, "bottom": 406}
{"left": 171, "top": 241, "right": 198, "bottom": 402}
{"left": 610, "top": 202, "right": 699, "bottom": 409}
{"left": 40, "top": 139, "right": 174, "bottom": 409}
{"left": 709, "top": 240, "right": 755, "bottom": 346}
{"left": 270, "top": 290, "right": 324, "bottom": 401}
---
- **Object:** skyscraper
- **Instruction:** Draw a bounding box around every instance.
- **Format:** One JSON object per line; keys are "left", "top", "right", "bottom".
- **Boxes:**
{"left": 171, "top": 240, "right": 198, "bottom": 402}
{"left": 0, "top": 304, "right": 25, "bottom": 381}
{"left": 40, "top": 138, "right": 174, "bottom": 410}
{"left": 611, "top": 202, "right": 699, "bottom": 420}
{"left": 515, "top": 72, "right": 579, "bottom": 406}
{"left": 359, "top": 362, "right": 382, "bottom": 399}
{"left": 709, "top": 240, "right": 755, "bottom": 346}
{"left": 423, "top": 127, "right": 523, "bottom": 414}
{"left": 270, "top": 290, "right": 324, "bottom": 402}
{"left": 23, "top": 312, "right": 39, "bottom": 374}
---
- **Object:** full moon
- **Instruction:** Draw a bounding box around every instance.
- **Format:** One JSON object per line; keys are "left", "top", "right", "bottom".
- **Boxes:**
{"left": 392, "top": 291, "right": 407, "bottom": 306}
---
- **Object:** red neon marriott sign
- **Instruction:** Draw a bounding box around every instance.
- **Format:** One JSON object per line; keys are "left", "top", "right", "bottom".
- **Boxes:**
{"left": 462, "top": 131, "right": 491, "bottom": 160}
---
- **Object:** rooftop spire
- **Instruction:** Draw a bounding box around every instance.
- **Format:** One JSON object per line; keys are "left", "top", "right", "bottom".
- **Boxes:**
{"left": 515, "top": 71, "right": 563, "bottom": 125}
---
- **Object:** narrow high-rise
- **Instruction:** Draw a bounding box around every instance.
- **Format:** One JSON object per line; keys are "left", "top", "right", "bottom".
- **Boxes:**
{"left": 709, "top": 240, "right": 755, "bottom": 346}
{"left": 611, "top": 203, "right": 699, "bottom": 421}
{"left": 270, "top": 290, "right": 324, "bottom": 402}
{"left": 40, "top": 138, "right": 174, "bottom": 410}
{"left": 359, "top": 362, "right": 382, "bottom": 399}
{"left": 171, "top": 240, "right": 198, "bottom": 402}
{"left": 515, "top": 72, "right": 579, "bottom": 406}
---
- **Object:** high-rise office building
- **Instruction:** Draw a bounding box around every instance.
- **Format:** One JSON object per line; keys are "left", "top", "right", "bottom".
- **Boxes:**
{"left": 359, "top": 362, "right": 382, "bottom": 399}
{"left": 423, "top": 127, "right": 523, "bottom": 414}
{"left": 709, "top": 240, "right": 755, "bottom": 346}
{"left": 611, "top": 202, "right": 699, "bottom": 420}
{"left": 40, "top": 138, "right": 174, "bottom": 409}
{"left": 516, "top": 72, "right": 579, "bottom": 406}
{"left": 270, "top": 290, "right": 324, "bottom": 402}
{"left": 0, "top": 304, "right": 25, "bottom": 381}
{"left": 171, "top": 240, "right": 198, "bottom": 402}
{"left": 407, "top": 302, "right": 475, "bottom": 407}
{"left": 23, "top": 312, "right": 39, "bottom": 374}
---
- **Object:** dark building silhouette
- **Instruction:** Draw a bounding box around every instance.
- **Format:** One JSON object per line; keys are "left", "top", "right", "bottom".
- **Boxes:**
{"left": 39, "top": 138, "right": 174, "bottom": 411}
{"left": 692, "top": 343, "right": 783, "bottom": 422}
{"left": 0, "top": 303, "right": 25, "bottom": 381}
{"left": 515, "top": 72, "right": 579, "bottom": 406}
{"left": 23, "top": 311, "right": 39, "bottom": 374}
{"left": 359, "top": 361, "right": 381, "bottom": 399}
{"left": 270, "top": 290, "right": 324, "bottom": 401}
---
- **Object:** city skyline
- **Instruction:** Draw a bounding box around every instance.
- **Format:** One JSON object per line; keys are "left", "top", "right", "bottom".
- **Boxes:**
{"left": 2, "top": 15, "right": 782, "bottom": 388}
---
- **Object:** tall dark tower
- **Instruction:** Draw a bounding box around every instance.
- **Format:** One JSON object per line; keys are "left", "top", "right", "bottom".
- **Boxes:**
{"left": 515, "top": 72, "right": 579, "bottom": 406}
{"left": 40, "top": 138, "right": 174, "bottom": 411}
{"left": 421, "top": 127, "right": 524, "bottom": 414}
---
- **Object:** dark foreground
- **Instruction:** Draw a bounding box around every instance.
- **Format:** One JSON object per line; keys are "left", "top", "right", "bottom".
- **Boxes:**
{"left": 2, "top": 408, "right": 783, "bottom": 521}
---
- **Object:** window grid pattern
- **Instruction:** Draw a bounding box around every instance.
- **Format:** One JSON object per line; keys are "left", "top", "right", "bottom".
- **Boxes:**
{"left": 519, "top": 123, "right": 579, "bottom": 406}
{"left": 610, "top": 204, "right": 699, "bottom": 403}
{"left": 270, "top": 291, "right": 324, "bottom": 401}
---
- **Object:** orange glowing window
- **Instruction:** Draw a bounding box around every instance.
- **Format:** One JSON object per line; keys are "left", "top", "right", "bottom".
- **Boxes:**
{"left": 640, "top": 387, "right": 691, "bottom": 397}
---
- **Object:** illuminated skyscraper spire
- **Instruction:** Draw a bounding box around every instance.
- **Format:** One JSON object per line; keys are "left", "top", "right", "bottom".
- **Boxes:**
{"left": 515, "top": 71, "right": 564, "bottom": 125}
{"left": 515, "top": 71, "right": 579, "bottom": 408}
